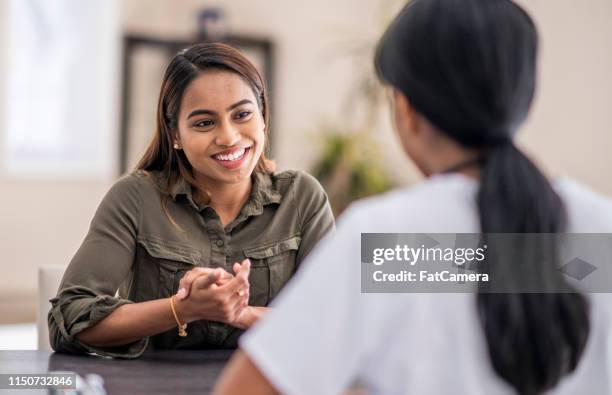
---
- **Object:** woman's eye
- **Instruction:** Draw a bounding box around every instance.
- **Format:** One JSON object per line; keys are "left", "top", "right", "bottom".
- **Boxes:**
{"left": 194, "top": 119, "right": 214, "bottom": 128}
{"left": 235, "top": 111, "right": 252, "bottom": 120}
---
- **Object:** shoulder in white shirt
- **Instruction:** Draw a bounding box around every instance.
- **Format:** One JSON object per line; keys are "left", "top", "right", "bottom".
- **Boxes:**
{"left": 240, "top": 174, "right": 612, "bottom": 395}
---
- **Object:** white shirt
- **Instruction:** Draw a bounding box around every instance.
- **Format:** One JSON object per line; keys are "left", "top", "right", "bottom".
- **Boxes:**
{"left": 240, "top": 173, "right": 612, "bottom": 395}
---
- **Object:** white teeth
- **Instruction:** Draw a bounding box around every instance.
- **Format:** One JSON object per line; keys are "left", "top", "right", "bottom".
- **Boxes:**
{"left": 214, "top": 148, "right": 246, "bottom": 161}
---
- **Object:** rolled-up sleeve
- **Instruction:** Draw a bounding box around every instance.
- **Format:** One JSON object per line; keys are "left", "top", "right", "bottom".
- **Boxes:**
{"left": 48, "top": 174, "right": 149, "bottom": 358}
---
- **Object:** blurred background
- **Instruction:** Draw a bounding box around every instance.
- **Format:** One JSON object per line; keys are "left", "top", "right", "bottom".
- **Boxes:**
{"left": 0, "top": 0, "right": 611, "bottom": 348}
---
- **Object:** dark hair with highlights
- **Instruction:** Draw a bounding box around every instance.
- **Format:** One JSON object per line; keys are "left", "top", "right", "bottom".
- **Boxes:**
{"left": 375, "top": 1, "right": 589, "bottom": 394}
{"left": 136, "top": 42, "right": 275, "bottom": 220}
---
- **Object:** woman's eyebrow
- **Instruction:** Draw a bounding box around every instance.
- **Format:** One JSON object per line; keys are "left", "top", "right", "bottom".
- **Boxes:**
{"left": 186, "top": 99, "right": 254, "bottom": 120}
{"left": 225, "top": 99, "right": 253, "bottom": 111}
{"left": 187, "top": 109, "right": 216, "bottom": 119}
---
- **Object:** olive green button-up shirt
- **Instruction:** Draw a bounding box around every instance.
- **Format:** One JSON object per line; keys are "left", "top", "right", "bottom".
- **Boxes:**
{"left": 48, "top": 170, "right": 334, "bottom": 358}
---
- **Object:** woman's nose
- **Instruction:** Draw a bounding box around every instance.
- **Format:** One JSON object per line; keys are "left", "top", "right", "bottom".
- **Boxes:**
{"left": 215, "top": 122, "right": 241, "bottom": 147}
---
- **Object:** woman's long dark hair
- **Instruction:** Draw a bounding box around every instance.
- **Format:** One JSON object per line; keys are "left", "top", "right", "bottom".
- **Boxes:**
{"left": 375, "top": 1, "right": 589, "bottom": 394}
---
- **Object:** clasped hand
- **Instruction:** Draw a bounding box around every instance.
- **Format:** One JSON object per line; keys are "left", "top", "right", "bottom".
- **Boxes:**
{"left": 173, "top": 259, "right": 252, "bottom": 329}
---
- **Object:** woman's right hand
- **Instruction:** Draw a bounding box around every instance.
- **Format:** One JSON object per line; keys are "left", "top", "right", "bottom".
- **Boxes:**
{"left": 174, "top": 260, "right": 251, "bottom": 324}
{"left": 176, "top": 267, "right": 234, "bottom": 300}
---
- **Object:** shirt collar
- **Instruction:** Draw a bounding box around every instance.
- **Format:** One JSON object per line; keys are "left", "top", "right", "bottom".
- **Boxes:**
{"left": 168, "top": 171, "right": 282, "bottom": 214}
{"left": 169, "top": 176, "right": 192, "bottom": 201}
{"left": 245, "top": 171, "right": 283, "bottom": 215}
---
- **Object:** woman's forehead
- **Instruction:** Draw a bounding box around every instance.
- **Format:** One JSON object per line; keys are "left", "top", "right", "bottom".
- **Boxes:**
{"left": 180, "top": 70, "right": 257, "bottom": 112}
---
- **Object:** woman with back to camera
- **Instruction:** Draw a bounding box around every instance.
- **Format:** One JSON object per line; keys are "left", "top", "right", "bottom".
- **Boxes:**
{"left": 48, "top": 43, "right": 334, "bottom": 358}
{"left": 214, "top": 0, "right": 612, "bottom": 394}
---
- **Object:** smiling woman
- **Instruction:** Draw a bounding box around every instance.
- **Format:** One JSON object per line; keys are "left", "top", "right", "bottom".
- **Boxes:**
{"left": 47, "top": 43, "right": 335, "bottom": 358}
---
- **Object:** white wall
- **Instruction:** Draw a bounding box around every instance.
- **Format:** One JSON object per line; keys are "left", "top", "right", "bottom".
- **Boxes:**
{"left": 1, "top": 0, "right": 611, "bottom": 323}
{"left": 0, "top": 1, "right": 118, "bottom": 322}
{"left": 516, "top": 0, "right": 612, "bottom": 193}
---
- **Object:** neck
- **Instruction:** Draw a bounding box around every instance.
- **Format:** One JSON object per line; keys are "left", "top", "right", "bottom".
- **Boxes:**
{"left": 421, "top": 141, "right": 481, "bottom": 180}
{"left": 194, "top": 176, "right": 253, "bottom": 225}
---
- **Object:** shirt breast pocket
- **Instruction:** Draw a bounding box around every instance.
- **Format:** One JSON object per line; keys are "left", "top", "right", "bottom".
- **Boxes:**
{"left": 137, "top": 237, "right": 201, "bottom": 299}
{"left": 243, "top": 235, "right": 301, "bottom": 306}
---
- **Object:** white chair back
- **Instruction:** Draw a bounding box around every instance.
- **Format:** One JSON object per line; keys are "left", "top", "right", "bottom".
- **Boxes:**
{"left": 37, "top": 265, "right": 66, "bottom": 350}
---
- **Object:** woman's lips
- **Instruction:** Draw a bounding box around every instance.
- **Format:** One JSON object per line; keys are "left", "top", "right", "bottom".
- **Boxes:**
{"left": 211, "top": 147, "right": 251, "bottom": 170}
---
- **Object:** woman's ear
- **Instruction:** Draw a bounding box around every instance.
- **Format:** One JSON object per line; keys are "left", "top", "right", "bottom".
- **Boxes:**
{"left": 173, "top": 133, "right": 182, "bottom": 150}
{"left": 393, "top": 89, "right": 419, "bottom": 137}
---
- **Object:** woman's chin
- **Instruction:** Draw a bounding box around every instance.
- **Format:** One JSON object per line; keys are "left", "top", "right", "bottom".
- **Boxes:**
{"left": 205, "top": 167, "right": 255, "bottom": 186}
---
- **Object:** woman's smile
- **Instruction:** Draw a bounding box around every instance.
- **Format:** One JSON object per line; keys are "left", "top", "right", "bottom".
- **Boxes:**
{"left": 211, "top": 146, "right": 252, "bottom": 170}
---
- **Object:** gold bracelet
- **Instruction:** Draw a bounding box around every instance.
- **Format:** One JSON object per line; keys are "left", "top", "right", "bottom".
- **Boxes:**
{"left": 169, "top": 295, "right": 188, "bottom": 337}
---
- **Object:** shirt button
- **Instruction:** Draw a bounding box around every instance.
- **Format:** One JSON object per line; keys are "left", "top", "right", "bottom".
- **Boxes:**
{"left": 216, "top": 240, "right": 224, "bottom": 247}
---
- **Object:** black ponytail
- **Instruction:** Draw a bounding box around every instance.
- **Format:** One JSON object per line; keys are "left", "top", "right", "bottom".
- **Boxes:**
{"left": 375, "top": 1, "right": 590, "bottom": 393}
{"left": 478, "top": 142, "right": 589, "bottom": 394}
